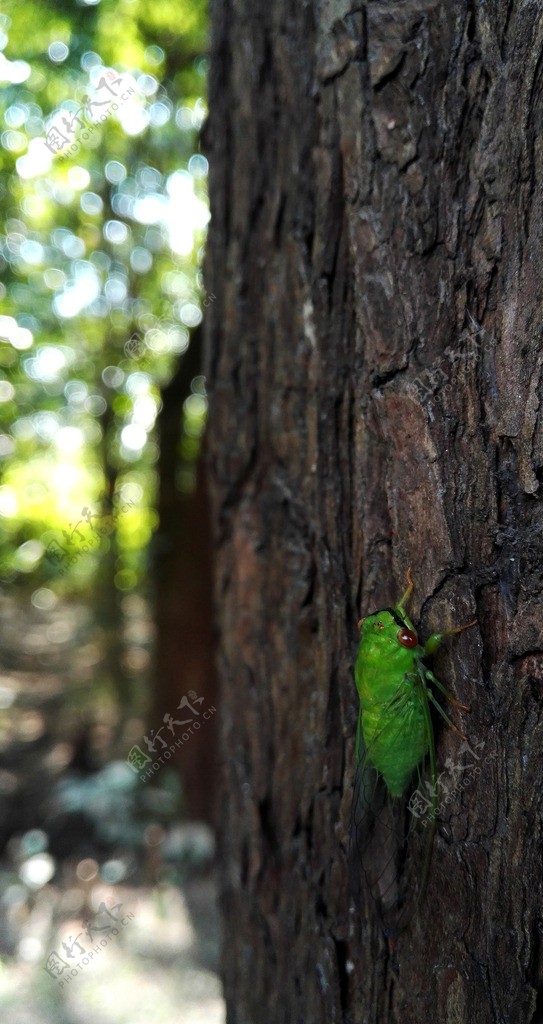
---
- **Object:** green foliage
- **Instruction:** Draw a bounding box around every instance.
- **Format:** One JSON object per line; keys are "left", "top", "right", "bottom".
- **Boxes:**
{"left": 0, "top": 0, "right": 209, "bottom": 592}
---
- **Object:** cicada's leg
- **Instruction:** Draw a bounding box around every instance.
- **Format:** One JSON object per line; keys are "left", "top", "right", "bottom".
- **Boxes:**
{"left": 397, "top": 567, "right": 414, "bottom": 617}
{"left": 424, "top": 618, "right": 477, "bottom": 657}
{"left": 414, "top": 670, "right": 438, "bottom": 900}
{"left": 424, "top": 668, "right": 471, "bottom": 713}
{"left": 425, "top": 679, "right": 468, "bottom": 740}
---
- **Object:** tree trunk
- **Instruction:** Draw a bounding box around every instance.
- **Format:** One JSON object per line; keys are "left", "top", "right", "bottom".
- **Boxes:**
{"left": 154, "top": 329, "right": 217, "bottom": 824}
{"left": 205, "top": 2, "right": 543, "bottom": 1021}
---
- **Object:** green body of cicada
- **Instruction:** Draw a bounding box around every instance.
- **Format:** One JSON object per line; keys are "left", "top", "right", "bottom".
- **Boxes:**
{"left": 355, "top": 603, "right": 430, "bottom": 799}
{"left": 352, "top": 572, "right": 474, "bottom": 928}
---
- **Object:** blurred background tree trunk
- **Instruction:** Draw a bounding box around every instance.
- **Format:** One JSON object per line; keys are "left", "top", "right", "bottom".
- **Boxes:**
{"left": 205, "top": 2, "right": 543, "bottom": 1021}
{"left": 154, "top": 329, "right": 217, "bottom": 824}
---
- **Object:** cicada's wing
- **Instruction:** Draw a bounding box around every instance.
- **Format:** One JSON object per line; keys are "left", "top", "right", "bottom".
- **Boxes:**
{"left": 349, "top": 675, "right": 436, "bottom": 937}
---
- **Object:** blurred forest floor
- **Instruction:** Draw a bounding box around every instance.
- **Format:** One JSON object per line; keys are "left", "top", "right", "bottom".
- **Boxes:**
{"left": 0, "top": 591, "right": 224, "bottom": 1022}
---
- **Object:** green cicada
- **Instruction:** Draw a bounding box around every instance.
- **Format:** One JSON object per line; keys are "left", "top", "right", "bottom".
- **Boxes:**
{"left": 351, "top": 570, "right": 475, "bottom": 933}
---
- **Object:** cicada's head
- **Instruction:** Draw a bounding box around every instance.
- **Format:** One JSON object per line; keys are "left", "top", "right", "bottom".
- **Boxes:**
{"left": 355, "top": 604, "right": 421, "bottom": 702}
{"left": 357, "top": 606, "right": 419, "bottom": 655}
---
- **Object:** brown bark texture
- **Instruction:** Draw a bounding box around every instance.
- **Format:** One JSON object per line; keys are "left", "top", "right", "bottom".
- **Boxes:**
{"left": 204, "top": 2, "right": 543, "bottom": 1022}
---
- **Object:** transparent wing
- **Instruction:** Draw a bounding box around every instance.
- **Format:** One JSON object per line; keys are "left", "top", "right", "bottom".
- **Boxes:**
{"left": 349, "top": 669, "right": 436, "bottom": 937}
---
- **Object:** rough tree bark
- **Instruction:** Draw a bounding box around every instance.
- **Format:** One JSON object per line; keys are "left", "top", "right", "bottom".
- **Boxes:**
{"left": 205, "top": 2, "right": 543, "bottom": 1022}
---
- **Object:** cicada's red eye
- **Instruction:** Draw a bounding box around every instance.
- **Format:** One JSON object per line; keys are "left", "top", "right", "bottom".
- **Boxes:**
{"left": 397, "top": 628, "right": 418, "bottom": 648}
